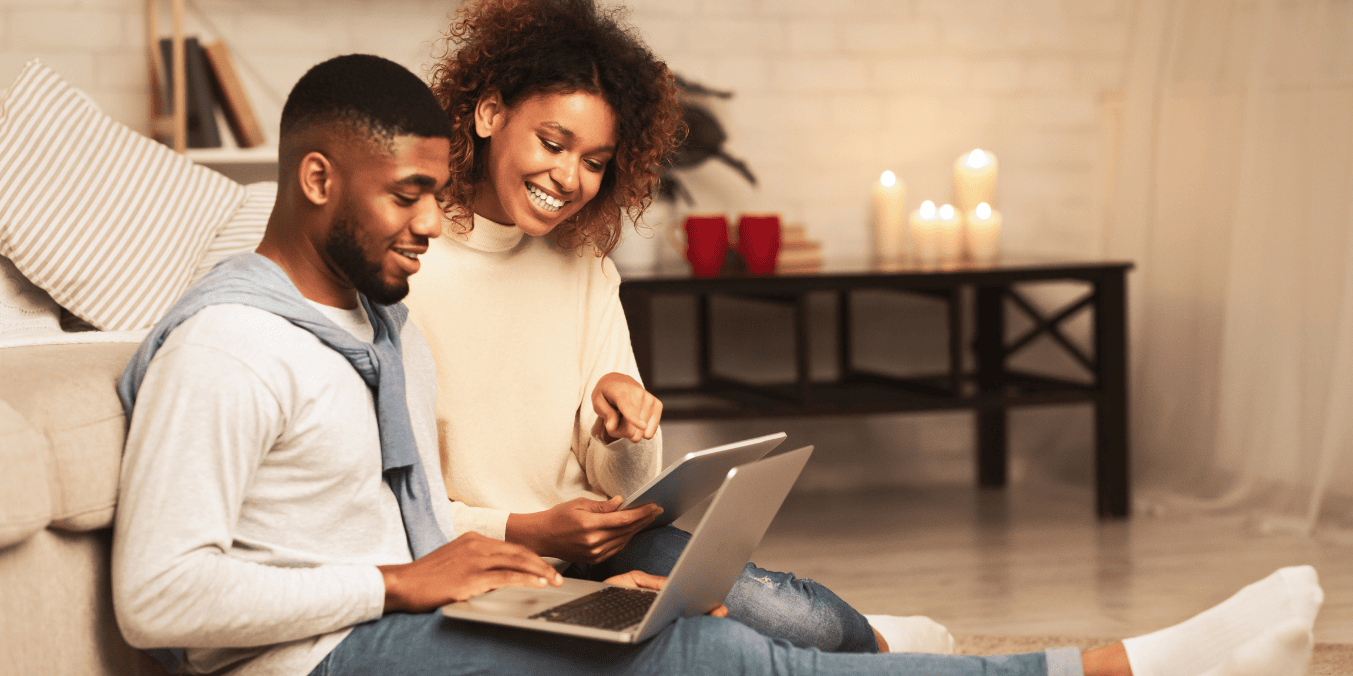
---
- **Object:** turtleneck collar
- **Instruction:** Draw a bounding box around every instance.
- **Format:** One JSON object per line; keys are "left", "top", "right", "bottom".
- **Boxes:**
{"left": 456, "top": 213, "right": 526, "bottom": 253}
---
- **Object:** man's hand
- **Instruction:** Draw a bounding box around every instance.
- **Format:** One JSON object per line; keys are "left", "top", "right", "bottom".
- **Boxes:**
{"left": 591, "top": 372, "right": 662, "bottom": 444}
{"left": 378, "top": 532, "right": 563, "bottom": 614}
{"left": 506, "top": 495, "right": 662, "bottom": 564}
{"left": 604, "top": 570, "right": 728, "bottom": 618}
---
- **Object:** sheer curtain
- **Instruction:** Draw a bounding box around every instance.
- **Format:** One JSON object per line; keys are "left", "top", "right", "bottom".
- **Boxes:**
{"left": 1107, "top": 0, "right": 1353, "bottom": 536}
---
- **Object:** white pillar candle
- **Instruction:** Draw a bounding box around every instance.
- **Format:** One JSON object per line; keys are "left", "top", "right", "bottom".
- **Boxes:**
{"left": 953, "top": 149, "right": 998, "bottom": 215}
{"left": 936, "top": 203, "right": 962, "bottom": 263}
{"left": 872, "top": 170, "right": 907, "bottom": 261}
{"left": 965, "top": 202, "right": 1002, "bottom": 263}
{"left": 910, "top": 200, "right": 940, "bottom": 265}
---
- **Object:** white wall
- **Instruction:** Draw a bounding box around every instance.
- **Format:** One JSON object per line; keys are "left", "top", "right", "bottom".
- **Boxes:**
{"left": 0, "top": 0, "right": 1138, "bottom": 491}
{"left": 1, "top": 0, "right": 155, "bottom": 133}
{"left": 0, "top": 0, "right": 454, "bottom": 143}
{"left": 2, "top": 0, "right": 1133, "bottom": 247}
{"left": 624, "top": 0, "right": 1133, "bottom": 262}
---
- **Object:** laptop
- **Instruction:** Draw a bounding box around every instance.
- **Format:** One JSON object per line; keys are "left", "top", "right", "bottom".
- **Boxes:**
{"left": 619, "top": 432, "right": 786, "bottom": 529}
{"left": 440, "top": 445, "right": 814, "bottom": 643}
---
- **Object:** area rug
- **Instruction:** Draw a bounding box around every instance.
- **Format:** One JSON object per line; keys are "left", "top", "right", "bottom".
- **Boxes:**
{"left": 953, "top": 635, "right": 1353, "bottom": 676}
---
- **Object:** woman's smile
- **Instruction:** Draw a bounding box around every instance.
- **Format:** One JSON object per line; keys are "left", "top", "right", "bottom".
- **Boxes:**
{"left": 526, "top": 182, "right": 565, "bottom": 213}
{"left": 474, "top": 90, "right": 617, "bottom": 236}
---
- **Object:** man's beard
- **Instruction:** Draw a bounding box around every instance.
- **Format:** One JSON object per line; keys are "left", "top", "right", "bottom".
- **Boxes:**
{"left": 324, "top": 205, "right": 409, "bottom": 305}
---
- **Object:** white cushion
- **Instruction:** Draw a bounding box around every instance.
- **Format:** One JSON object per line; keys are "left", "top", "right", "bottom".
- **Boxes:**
{"left": 0, "top": 59, "right": 245, "bottom": 331}
{"left": 0, "top": 255, "right": 62, "bottom": 344}
{"left": 189, "top": 181, "right": 276, "bottom": 284}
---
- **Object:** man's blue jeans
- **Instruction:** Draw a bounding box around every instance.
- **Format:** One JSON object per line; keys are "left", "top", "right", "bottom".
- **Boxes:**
{"left": 309, "top": 611, "right": 1082, "bottom": 676}
{"left": 568, "top": 524, "right": 878, "bottom": 652}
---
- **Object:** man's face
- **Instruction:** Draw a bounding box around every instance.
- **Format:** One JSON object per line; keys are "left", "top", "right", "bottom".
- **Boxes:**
{"left": 323, "top": 134, "right": 451, "bottom": 304}
{"left": 474, "top": 91, "right": 618, "bottom": 236}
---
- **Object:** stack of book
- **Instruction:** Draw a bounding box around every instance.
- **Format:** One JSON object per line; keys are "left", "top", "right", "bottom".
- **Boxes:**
{"left": 152, "top": 37, "right": 265, "bottom": 149}
{"left": 777, "top": 225, "right": 823, "bottom": 273}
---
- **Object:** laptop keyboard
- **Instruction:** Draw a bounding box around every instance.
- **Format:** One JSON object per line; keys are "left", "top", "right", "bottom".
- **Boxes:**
{"left": 529, "top": 586, "right": 658, "bottom": 631}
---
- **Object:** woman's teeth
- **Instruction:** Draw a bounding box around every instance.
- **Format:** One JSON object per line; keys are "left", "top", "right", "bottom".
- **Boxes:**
{"left": 527, "top": 184, "right": 563, "bottom": 212}
{"left": 397, "top": 251, "right": 418, "bottom": 260}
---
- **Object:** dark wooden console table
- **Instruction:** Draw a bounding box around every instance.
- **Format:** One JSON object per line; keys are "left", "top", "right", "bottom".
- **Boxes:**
{"left": 618, "top": 257, "right": 1133, "bottom": 519}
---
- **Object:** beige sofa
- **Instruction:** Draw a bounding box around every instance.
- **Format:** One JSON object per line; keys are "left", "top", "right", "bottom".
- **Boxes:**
{"left": 0, "top": 60, "right": 277, "bottom": 674}
{"left": 0, "top": 340, "right": 164, "bottom": 675}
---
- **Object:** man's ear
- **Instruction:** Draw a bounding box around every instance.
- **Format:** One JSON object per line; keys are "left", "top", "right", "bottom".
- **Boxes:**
{"left": 297, "top": 151, "right": 334, "bottom": 206}
{"left": 474, "top": 90, "right": 507, "bottom": 139}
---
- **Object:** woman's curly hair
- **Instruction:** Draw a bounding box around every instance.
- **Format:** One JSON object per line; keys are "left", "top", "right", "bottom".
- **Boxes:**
{"left": 428, "top": 0, "right": 685, "bottom": 256}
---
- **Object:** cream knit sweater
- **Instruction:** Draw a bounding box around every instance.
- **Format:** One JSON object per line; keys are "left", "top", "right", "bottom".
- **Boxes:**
{"left": 405, "top": 215, "right": 661, "bottom": 540}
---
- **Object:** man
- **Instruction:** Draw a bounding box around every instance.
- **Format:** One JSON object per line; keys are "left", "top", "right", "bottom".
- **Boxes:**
{"left": 112, "top": 54, "right": 1320, "bottom": 676}
{"left": 114, "top": 53, "right": 576, "bottom": 675}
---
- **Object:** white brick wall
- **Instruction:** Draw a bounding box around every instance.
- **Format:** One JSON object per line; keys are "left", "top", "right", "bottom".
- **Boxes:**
{"left": 0, "top": 0, "right": 1136, "bottom": 258}
{"left": 12, "top": 8, "right": 126, "bottom": 50}
{"left": 626, "top": 0, "right": 1135, "bottom": 261}
{"left": 0, "top": 0, "right": 149, "bottom": 130}
{"left": 0, "top": 0, "right": 452, "bottom": 141}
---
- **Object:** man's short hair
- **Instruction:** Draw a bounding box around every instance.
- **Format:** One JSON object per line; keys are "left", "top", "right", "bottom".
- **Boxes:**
{"left": 280, "top": 54, "right": 452, "bottom": 152}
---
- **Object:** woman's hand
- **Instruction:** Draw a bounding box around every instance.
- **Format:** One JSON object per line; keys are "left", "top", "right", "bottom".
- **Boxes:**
{"left": 591, "top": 372, "right": 662, "bottom": 444}
{"left": 604, "top": 570, "right": 728, "bottom": 618}
{"left": 506, "top": 495, "right": 662, "bottom": 564}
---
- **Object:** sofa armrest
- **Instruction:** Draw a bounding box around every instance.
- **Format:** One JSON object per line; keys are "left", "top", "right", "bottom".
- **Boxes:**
{"left": 0, "top": 398, "right": 50, "bottom": 548}
{"left": 0, "top": 342, "right": 138, "bottom": 535}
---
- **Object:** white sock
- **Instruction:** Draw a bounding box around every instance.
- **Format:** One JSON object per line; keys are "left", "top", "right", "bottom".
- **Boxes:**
{"left": 1121, "top": 566, "right": 1323, "bottom": 676}
{"left": 1197, "top": 618, "right": 1314, "bottom": 676}
{"left": 864, "top": 614, "right": 955, "bottom": 654}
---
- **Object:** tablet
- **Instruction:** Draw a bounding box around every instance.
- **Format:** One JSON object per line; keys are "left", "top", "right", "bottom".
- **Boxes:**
{"left": 620, "top": 432, "right": 788, "bottom": 528}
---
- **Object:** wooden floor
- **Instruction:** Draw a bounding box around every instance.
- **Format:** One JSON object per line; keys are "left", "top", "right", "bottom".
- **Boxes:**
{"left": 734, "top": 481, "right": 1353, "bottom": 645}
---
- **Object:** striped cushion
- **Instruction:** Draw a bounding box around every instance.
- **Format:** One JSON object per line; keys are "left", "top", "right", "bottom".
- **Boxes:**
{"left": 189, "top": 181, "right": 276, "bottom": 285}
{"left": 0, "top": 60, "right": 244, "bottom": 331}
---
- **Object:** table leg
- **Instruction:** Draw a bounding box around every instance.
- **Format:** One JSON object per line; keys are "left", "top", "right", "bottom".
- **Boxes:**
{"left": 697, "top": 293, "right": 712, "bottom": 388}
{"left": 947, "top": 287, "right": 963, "bottom": 395}
{"left": 975, "top": 285, "right": 1007, "bottom": 488}
{"left": 1094, "top": 272, "right": 1131, "bottom": 518}
{"left": 795, "top": 292, "right": 811, "bottom": 404}
{"left": 837, "top": 290, "right": 852, "bottom": 380}
{"left": 620, "top": 289, "right": 654, "bottom": 386}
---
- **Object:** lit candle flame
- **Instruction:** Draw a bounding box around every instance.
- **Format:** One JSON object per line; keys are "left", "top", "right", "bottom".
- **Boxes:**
{"left": 919, "top": 200, "right": 936, "bottom": 219}
{"left": 939, "top": 204, "right": 955, "bottom": 219}
{"left": 976, "top": 202, "right": 992, "bottom": 219}
{"left": 880, "top": 170, "right": 896, "bottom": 188}
{"left": 965, "top": 149, "right": 990, "bottom": 169}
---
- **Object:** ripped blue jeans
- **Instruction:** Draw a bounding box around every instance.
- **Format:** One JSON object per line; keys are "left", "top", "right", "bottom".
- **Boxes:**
{"left": 567, "top": 524, "right": 879, "bottom": 652}
{"left": 309, "top": 612, "right": 1077, "bottom": 676}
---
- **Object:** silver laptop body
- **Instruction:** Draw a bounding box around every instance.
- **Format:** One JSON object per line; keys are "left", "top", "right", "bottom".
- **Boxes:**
{"left": 439, "top": 445, "right": 814, "bottom": 643}
{"left": 620, "top": 432, "right": 787, "bottom": 528}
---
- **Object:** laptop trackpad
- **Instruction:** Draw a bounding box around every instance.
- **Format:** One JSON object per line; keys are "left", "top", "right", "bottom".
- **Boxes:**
{"left": 462, "top": 583, "right": 598, "bottom": 618}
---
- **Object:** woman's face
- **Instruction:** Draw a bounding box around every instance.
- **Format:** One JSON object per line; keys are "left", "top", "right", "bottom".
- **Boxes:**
{"left": 473, "top": 90, "right": 618, "bottom": 237}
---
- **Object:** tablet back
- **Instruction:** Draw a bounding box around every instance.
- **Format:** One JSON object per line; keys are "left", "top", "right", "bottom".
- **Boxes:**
{"left": 619, "top": 432, "right": 787, "bottom": 528}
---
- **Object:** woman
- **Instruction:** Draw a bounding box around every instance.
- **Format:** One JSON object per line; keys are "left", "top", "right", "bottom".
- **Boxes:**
{"left": 402, "top": 3, "right": 1327, "bottom": 673}
{"left": 404, "top": 0, "right": 948, "bottom": 653}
